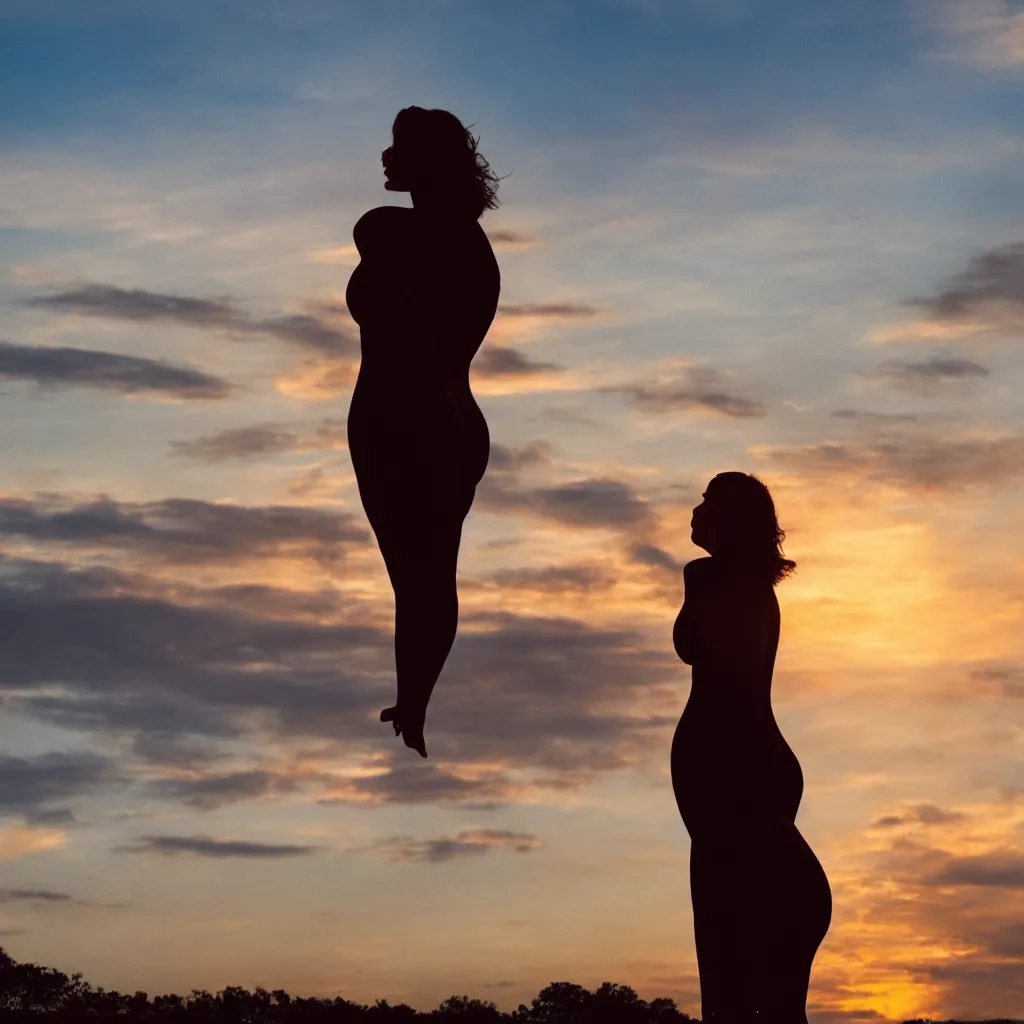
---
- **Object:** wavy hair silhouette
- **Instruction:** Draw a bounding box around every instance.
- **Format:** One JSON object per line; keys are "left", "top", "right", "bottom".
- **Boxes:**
{"left": 672, "top": 472, "right": 830, "bottom": 1023}
{"left": 383, "top": 106, "right": 500, "bottom": 218}
{"left": 346, "top": 107, "right": 501, "bottom": 757}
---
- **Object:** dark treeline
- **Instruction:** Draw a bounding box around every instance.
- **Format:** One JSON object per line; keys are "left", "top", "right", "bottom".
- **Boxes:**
{"left": 0, "top": 947, "right": 689, "bottom": 1022}
{"left": 1, "top": 949, "right": 1017, "bottom": 1024}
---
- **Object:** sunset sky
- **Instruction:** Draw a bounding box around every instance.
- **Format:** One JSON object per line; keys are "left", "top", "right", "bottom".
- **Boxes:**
{"left": 1, "top": 1, "right": 1023, "bottom": 1020}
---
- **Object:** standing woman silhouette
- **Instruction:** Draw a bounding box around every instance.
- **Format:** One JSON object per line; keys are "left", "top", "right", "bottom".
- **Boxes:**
{"left": 672, "top": 472, "right": 831, "bottom": 1023}
{"left": 346, "top": 107, "right": 501, "bottom": 757}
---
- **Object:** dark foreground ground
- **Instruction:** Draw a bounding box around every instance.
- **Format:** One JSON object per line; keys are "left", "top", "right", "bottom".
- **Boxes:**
{"left": 1, "top": 948, "right": 1019, "bottom": 1023}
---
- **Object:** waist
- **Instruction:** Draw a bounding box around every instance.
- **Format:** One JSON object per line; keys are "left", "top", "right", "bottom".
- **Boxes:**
{"left": 677, "top": 689, "right": 780, "bottom": 741}
{"left": 685, "top": 673, "right": 773, "bottom": 710}
{"left": 350, "top": 373, "right": 484, "bottom": 428}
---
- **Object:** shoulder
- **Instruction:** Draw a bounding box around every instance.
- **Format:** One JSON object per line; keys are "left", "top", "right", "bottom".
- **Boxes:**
{"left": 685, "top": 558, "right": 771, "bottom": 608}
{"left": 353, "top": 206, "right": 417, "bottom": 250}
{"left": 683, "top": 557, "right": 715, "bottom": 583}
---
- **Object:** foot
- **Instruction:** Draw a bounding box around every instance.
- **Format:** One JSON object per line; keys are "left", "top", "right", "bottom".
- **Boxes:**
{"left": 379, "top": 705, "right": 428, "bottom": 758}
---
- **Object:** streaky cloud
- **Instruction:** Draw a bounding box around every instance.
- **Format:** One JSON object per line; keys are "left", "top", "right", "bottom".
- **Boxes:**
{"left": 172, "top": 418, "right": 348, "bottom": 462}
{"left": 26, "top": 284, "right": 235, "bottom": 325}
{"left": 628, "top": 542, "right": 683, "bottom": 574}
{"left": 322, "top": 760, "right": 516, "bottom": 809}
{"left": 0, "top": 494, "right": 369, "bottom": 564}
{"left": 472, "top": 344, "right": 561, "bottom": 378}
{"left": 0, "top": 889, "right": 72, "bottom": 903}
{"left": 497, "top": 302, "right": 601, "bottom": 319}
{"left": 831, "top": 408, "right": 918, "bottom": 425}
{"left": 478, "top": 476, "right": 655, "bottom": 529}
{"left": 171, "top": 424, "right": 301, "bottom": 461}
{"left": 760, "top": 432, "right": 1024, "bottom": 490}
{"left": 911, "top": 242, "right": 1024, "bottom": 331}
{"left": 924, "top": 850, "right": 1024, "bottom": 888}
{"left": 487, "top": 564, "right": 615, "bottom": 594}
{"left": 486, "top": 229, "right": 537, "bottom": 248}
{"left": 870, "top": 356, "right": 989, "bottom": 393}
{"left": 870, "top": 804, "right": 966, "bottom": 828}
{"left": 143, "top": 770, "right": 296, "bottom": 810}
{"left": 486, "top": 440, "right": 554, "bottom": 473}
{"left": 0, "top": 341, "right": 232, "bottom": 400}
{"left": 373, "top": 829, "right": 544, "bottom": 863}
{"left": 25, "top": 284, "right": 355, "bottom": 355}
{"left": 0, "top": 751, "right": 121, "bottom": 818}
{"left": 0, "top": 556, "right": 678, "bottom": 800}
{"left": 116, "top": 834, "right": 319, "bottom": 858}
{"left": 605, "top": 368, "right": 765, "bottom": 418}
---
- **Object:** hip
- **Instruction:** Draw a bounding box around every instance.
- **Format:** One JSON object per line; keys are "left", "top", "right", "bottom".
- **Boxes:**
{"left": 348, "top": 384, "right": 489, "bottom": 485}
{"left": 670, "top": 711, "right": 804, "bottom": 829}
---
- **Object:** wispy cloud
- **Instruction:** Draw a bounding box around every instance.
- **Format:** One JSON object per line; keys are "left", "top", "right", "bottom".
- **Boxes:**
{"left": 872, "top": 804, "right": 967, "bottom": 828}
{"left": 486, "top": 230, "right": 539, "bottom": 250}
{"left": 0, "top": 494, "right": 369, "bottom": 565}
{"left": 27, "top": 285, "right": 238, "bottom": 326}
{"left": 0, "top": 551, "right": 676, "bottom": 799}
{"left": 913, "top": 242, "right": 1024, "bottom": 325}
{"left": 485, "top": 564, "right": 616, "bottom": 595}
{"left": 272, "top": 359, "right": 356, "bottom": 401}
{"left": 478, "top": 476, "right": 656, "bottom": 530}
{"left": 372, "top": 829, "right": 544, "bottom": 864}
{"left": 604, "top": 367, "right": 765, "bottom": 418}
{"left": 143, "top": 770, "right": 297, "bottom": 811}
{"left": 0, "top": 342, "right": 232, "bottom": 400}
{"left": 497, "top": 303, "right": 601, "bottom": 319}
{"left": 472, "top": 344, "right": 562, "bottom": 379}
{"left": 868, "top": 356, "right": 989, "bottom": 395}
{"left": 25, "top": 284, "right": 355, "bottom": 355}
{"left": 831, "top": 409, "right": 918, "bottom": 425}
{"left": 0, "top": 752, "right": 121, "bottom": 821}
{"left": 758, "top": 432, "right": 1024, "bottom": 490}
{"left": 116, "top": 835, "right": 320, "bottom": 858}
{"left": 930, "top": 0, "right": 1024, "bottom": 69}
{"left": 321, "top": 761, "right": 520, "bottom": 810}
{"left": 0, "top": 889, "right": 73, "bottom": 903}
{"left": 0, "top": 825, "right": 66, "bottom": 861}
{"left": 923, "top": 850, "right": 1024, "bottom": 888}
{"left": 170, "top": 418, "right": 347, "bottom": 461}
{"left": 876, "top": 242, "right": 1024, "bottom": 344}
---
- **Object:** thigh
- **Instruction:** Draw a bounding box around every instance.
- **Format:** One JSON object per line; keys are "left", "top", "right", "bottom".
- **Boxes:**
{"left": 746, "top": 828, "right": 832, "bottom": 1018}
{"left": 690, "top": 843, "right": 757, "bottom": 1020}
{"left": 354, "top": 444, "right": 471, "bottom": 587}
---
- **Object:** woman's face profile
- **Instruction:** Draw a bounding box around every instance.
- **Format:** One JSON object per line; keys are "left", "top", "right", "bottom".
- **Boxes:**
{"left": 381, "top": 142, "right": 412, "bottom": 192}
{"left": 691, "top": 482, "right": 723, "bottom": 555}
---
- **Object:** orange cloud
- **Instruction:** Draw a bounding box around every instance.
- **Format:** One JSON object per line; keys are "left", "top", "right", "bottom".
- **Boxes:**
{"left": 274, "top": 358, "right": 357, "bottom": 400}
{"left": 0, "top": 825, "right": 66, "bottom": 860}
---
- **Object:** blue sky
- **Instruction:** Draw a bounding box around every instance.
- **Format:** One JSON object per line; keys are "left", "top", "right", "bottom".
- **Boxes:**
{"left": 1, "top": 0, "right": 1023, "bottom": 1020}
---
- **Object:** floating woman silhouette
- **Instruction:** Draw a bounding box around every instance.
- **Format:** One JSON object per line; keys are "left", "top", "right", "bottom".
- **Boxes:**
{"left": 672, "top": 472, "right": 831, "bottom": 1023}
{"left": 346, "top": 107, "right": 501, "bottom": 758}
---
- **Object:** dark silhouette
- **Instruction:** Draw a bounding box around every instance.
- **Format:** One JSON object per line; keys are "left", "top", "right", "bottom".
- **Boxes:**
{"left": 1, "top": 948, "right": 1017, "bottom": 1024}
{"left": 671, "top": 472, "right": 831, "bottom": 1023}
{"left": 346, "top": 107, "right": 501, "bottom": 757}
{"left": 0, "top": 947, "right": 698, "bottom": 1021}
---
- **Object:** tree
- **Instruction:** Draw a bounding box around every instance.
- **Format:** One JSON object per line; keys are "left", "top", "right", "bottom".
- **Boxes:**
{"left": 432, "top": 994, "right": 504, "bottom": 1023}
{"left": 514, "top": 982, "right": 592, "bottom": 1023}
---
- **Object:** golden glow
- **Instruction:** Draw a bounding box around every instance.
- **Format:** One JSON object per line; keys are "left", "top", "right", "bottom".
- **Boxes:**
{"left": 0, "top": 825, "right": 66, "bottom": 860}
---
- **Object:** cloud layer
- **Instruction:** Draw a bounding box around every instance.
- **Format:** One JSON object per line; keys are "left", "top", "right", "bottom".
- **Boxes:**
{"left": 0, "top": 341, "right": 232, "bottom": 399}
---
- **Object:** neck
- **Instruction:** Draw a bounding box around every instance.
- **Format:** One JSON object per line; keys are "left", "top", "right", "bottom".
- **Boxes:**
{"left": 410, "top": 189, "right": 472, "bottom": 219}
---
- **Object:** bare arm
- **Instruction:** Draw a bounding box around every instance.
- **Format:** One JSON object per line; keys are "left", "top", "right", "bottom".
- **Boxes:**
{"left": 677, "top": 560, "right": 770, "bottom": 699}
{"left": 673, "top": 558, "right": 712, "bottom": 665}
{"left": 352, "top": 207, "right": 446, "bottom": 365}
